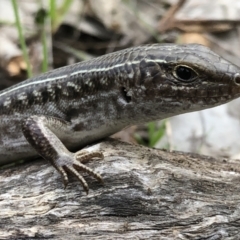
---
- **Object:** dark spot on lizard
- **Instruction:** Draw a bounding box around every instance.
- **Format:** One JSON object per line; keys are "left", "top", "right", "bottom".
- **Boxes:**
{"left": 65, "top": 108, "right": 79, "bottom": 121}
{"left": 28, "top": 95, "right": 35, "bottom": 106}
{"left": 41, "top": 88, "right": 49, "bottom": 103}
{"left": 54, "top": 86, "right": 62, "bottom": 102}
{"left": 120, "top": 87, "right": 131, "bottom": 103}
{"left": 72, "top": 121, "right": 85, "bottom": 131}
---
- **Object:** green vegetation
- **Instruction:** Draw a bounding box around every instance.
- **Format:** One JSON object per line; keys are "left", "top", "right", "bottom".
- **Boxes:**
{"left": 136, "top": 120, "right": 167, "bottom": 148}
{"left": 11, "top": 0, "right": 75, "bottom": 75}
{"left": 11, "top": 0, "right": 32, "bottom": 77}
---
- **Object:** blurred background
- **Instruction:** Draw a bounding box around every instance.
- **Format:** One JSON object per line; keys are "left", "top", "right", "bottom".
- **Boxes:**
{"left": 1, "top": 0, "right": 240, "bottom": 159}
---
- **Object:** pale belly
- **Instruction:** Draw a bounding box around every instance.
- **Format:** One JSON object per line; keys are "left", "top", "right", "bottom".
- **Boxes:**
{"left": 0, "top": 115, "right": 125, "bottom": 165}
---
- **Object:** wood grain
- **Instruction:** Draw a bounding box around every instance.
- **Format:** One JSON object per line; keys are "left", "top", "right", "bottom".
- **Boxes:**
{"left": 1, "top": 138, "right": 240, "bottom": 239}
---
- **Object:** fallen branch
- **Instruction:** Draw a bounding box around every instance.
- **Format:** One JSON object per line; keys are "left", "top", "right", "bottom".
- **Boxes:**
{"left": 1, "top": 138, "right": 240, "bottom": 239}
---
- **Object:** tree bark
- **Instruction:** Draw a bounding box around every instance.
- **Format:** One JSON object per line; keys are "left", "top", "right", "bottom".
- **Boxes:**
{"left": 1, "top": 138, "right": 240, "bottom": 239}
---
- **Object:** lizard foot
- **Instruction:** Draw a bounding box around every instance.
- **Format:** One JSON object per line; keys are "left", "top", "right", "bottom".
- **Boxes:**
{"left": 55, "top": 150, "right": 104, "bottom": 194}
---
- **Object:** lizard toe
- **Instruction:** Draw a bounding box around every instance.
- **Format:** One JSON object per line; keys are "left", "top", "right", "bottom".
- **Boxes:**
{"left": 75, "top": 150, "right": 104, "bottom": 163}
{"left": 54, "top": 151, "right": 103, "bottom": 192}
{"left": 63, "top": 165, "right": 89, "bottom": 194}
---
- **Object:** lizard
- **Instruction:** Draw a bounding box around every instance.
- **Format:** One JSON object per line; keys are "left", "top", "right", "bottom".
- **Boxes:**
{"left": 0, "top": 43, "right": 240, "bottom": 193}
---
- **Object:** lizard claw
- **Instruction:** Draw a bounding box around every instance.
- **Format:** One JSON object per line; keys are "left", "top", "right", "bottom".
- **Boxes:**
{"left": 54, "top": 150, "right": 104, "bottom": 193}
{"left": 63, "top": 165, "right": 89, "bottom": 194}
{"left": 58, "top": 166, "right": 69, "bottom": 189}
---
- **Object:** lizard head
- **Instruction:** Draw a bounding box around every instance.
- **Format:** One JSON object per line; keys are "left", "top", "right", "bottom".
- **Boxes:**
{"left": 121, "top": 44, "right": 240, "bottom": 121}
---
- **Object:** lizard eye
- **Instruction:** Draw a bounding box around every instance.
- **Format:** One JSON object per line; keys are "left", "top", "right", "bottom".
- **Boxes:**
{"left": 173, "top": 65, "right": 198, "bottom": 82}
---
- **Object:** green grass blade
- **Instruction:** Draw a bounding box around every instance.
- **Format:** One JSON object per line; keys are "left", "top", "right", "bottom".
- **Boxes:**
{"left": 11, "top": 0, "right": 32, "bottom": 77}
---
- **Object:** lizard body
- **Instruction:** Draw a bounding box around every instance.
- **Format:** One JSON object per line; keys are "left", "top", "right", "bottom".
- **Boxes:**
{"left": 1, "top": 44, "right": 240, "bottom": 192}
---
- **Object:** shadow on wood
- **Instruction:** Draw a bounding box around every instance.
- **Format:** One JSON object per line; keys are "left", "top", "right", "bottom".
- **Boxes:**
{"left": 1, "top": 138, "right": 240, "bottom": 239}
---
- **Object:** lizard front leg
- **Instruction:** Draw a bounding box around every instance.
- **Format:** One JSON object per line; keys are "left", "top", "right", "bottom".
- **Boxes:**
{"left": 21, "top": 115, "right": 104, "bottom": 193}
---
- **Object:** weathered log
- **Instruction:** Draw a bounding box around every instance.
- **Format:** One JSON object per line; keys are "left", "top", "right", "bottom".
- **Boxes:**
{"left": 1, "top": 138, "right": 240, "bottom": 239}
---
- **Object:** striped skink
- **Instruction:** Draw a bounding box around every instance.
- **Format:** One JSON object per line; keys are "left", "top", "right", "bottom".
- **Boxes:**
{"left": 0, "top": 43, "right": 240, "bottom": 193}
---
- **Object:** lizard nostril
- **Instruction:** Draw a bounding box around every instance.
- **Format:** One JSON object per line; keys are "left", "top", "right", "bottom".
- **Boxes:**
{"left": 234, "top": 73, "right": 240, "bottom": 85}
